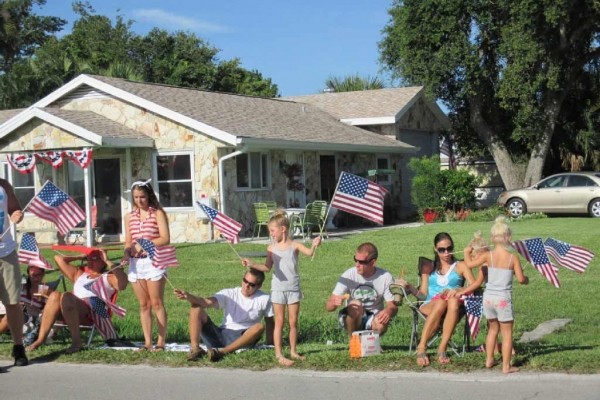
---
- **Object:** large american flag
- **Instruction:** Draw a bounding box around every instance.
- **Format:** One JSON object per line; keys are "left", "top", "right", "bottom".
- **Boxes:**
{"left": 26, "top": 181, "right": 85, "bottom": 235}
{"left": 18, "top": 233, "right": 53, "bottom": 270}
{"left": 197, "top": 202, "right": 242, "bottom": 244}
{"left": 513, "top": 238, "right": 560, "bottom": 288}
{"left": 84, "top": 275, "right": 126, "bottom": 318}
{"left": 544, "top": 237, "right": 594, "bottom": 274}
{"left": 136, "top": 238, "right": 179, "bottom": 269}
{"left": 330, "top": 172, "right": 388, "bottom": 225}
{"left": 463, "top": 295, "right": 483, "bottom": 339}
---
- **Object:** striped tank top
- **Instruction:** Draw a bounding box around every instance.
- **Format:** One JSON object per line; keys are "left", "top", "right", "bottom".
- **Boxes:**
{"left": 129, "top": 207, "right": 160, "bottom": 241}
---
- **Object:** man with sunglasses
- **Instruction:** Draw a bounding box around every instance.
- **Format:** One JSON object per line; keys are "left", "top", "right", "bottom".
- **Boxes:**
{"left": 174, "top": 268, "right": 274, "bottom": 362}
{"left": 326, "top": 242, "right": 398, "bottom": 336}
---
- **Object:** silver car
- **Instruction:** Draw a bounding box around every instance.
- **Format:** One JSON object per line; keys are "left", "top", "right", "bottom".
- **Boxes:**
{"left": 497, "top": 172, "right": 600, "bottom": 218}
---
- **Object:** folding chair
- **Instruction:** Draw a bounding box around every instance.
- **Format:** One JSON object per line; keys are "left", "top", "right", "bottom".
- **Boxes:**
{"left": 263, "top": 201, "right": 278, "bottom": 214}
{"left": 252, "top": 202, "right": 271, "bottom": 238}
{"left": 390, "top": 256, "right": 471, "bottom": 356}
{"left": 52, "top": 290, "right": 119, "bottom": 347}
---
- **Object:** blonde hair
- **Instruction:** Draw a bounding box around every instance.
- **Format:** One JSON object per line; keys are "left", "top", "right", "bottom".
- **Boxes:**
{"left": 490, "top": 215, "right": 511, "bottom": 244}
{"left": 469, "top": 231, "right": 489, "bottom": 254}
{"left": 268, "top": 209, "right": 290, "bottom": 229}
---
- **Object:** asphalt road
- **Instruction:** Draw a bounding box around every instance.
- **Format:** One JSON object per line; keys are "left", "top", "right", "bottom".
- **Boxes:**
{"left": 1, "top": 361, "right": 599, "bottom": 400}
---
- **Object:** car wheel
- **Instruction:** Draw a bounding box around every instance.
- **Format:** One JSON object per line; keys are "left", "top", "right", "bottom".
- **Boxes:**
{"left": 507, "top": 198, "right": 526, "bottom": 217}
{"left": 589, "top": 198, "right": 600, "bottom": 217}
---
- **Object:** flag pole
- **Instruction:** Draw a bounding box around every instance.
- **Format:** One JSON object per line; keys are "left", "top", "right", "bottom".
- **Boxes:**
{"left": 225, "top": 238, "right": 243, "bottom": 261}
{"left": 311, "top": 172, "right": 345, "bottom": 261}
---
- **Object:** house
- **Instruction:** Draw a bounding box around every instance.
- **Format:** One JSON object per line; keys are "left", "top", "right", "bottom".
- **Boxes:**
{"left": 0, "top": 75, "right": 449, "bottom": 244}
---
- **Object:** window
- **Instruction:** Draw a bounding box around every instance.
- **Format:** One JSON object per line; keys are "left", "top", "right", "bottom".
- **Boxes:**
{"left": 376, "top": 156, "right": 392, "bottom": 185}
{"left": 2, "top": 163, "right": 35, "bottom": 208}
{"left": 567, "top": 175, "right": 596, "bottom": 187}
{"left": 155, "top": 153, "right": 193, "bottom": 207}
{"left": 67, "top": 162, "right": 85, "bottom": 209}
{"left": 538, "top": 175, "right": 567, "bottom": 189}
{"left": 236, "top": 152, "right": 269, "bottom": 189}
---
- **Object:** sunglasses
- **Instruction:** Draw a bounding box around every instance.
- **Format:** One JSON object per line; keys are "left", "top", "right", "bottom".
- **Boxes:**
{"left": 353, "top": 256, "right": 373, "bottom": 265}
{"left": 436, "top": 246, "right": 454, "bottom": 254}
{"left": 243, "top": 277, "right": 258, "bottom": 288}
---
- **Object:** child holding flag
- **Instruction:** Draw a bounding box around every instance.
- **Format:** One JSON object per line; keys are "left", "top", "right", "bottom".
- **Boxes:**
{"left": 242, "top": 210, "right": 320, "bottom": 366}
{"left": 463, "top": 216, "right": 528, "bottom": 373}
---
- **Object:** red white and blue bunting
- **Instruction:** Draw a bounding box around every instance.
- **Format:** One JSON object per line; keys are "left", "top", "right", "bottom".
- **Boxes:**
{"left": 6, "top": 149, "right": 93, "bottom": 174}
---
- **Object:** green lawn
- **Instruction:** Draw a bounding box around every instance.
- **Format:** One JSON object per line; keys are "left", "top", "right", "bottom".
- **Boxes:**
{"left": 2, "top": 218, "right": 598, "bottom": 373}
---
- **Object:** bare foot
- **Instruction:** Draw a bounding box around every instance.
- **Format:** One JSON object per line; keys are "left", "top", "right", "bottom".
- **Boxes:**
{"left": 291, "top": 353, "right": 305, "bottom": 361}
{"left": 276, "top": 355, "right": 294, "bottom": 366}
{"left": 503, "top": 366, "right": 519, "bottom": 374}
{"left": 416, "top": 352, "right": 430, "bottom": 366}
{"left": 485, "top": 358, "right": 497, "bottom": 368}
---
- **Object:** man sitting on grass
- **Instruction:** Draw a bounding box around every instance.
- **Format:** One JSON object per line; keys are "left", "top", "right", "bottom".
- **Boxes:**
{"left": 174, "top": 268, "right": 274, "bottom": 362}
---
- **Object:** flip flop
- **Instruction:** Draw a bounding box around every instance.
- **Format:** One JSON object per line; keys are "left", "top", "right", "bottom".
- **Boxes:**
{"left": 151, "top": 345, "right": 165, "bottom": 352}
{"left": 135, "top": 345, "right": 151, "bottom": 352}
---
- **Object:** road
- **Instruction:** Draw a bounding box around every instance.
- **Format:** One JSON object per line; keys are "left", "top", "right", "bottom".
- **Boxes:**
{"left": 1, "top": 361, "right": 599, "bottom": 400}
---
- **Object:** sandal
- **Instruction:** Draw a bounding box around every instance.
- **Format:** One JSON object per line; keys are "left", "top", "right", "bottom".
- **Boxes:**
{"left": 437, "top": 352, "right": 451, "bottom": 365}
{"left": 136, "top": 345, "right": 151, "bottom": 352}
{"left": 151, "top": 345, "right": 165, "bottom": 352}
{"left": 65, "top": 346, "right": 83, "bottom": 355}
{"left": 416, "top": 352, "right": 430, "bottom": 366}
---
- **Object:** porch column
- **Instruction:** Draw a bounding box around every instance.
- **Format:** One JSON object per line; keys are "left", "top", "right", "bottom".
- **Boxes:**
{"left": 83, "top": 150, "right": 93, "bottom": 247}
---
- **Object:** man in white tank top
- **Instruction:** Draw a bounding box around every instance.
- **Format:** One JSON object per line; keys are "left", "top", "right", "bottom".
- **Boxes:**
{"left": 0, "top": 178, "right": 27, "bottom": 366}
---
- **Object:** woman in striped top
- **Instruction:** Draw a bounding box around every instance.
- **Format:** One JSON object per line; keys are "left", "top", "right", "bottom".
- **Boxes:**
{"left": 123, "top": 179, "right": 171, "bottom": 351}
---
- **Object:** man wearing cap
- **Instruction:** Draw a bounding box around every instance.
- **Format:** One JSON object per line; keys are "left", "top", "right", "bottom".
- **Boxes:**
{"left": 326, "top": 242, "right": 398, "bottom": 336}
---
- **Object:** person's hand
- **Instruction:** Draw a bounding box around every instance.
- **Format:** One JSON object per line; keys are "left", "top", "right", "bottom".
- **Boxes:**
{"left": 10, "top": 210, "right": 23, "bottom": 224}
{"left": 241, "top": 258, "right": 252, "bottom": 268}
{"left": 464, "top": 245, "right": 473, "bottom": 256}
{"left": 312, "top": 236, "right": 321, "bottom": 247}
{"left": 331, "top": 294, "right": 349, "bottom": 307}
{"left": 174, "top": 288, "right": 188, "bottom": 300}
{"left": 523, "top": 275, "right": 529, "bottom": 285}
{"left": 375, "top": 308, "right": 392, "bottom": 326}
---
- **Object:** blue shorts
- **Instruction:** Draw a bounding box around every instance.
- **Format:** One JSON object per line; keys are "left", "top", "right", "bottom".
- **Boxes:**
{"left": 338, "top": 307, "right": 375, "bottom": 330}
{"left": 200, "top": 316, "right": 257, "bottom": 349}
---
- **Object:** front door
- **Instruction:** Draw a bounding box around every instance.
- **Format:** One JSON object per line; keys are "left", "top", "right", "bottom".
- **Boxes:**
{"left": 319, "top": 155, "right": 336, "bottom": 201}
{"left": 93, "top": 158, "right": 122, "bottom": 235}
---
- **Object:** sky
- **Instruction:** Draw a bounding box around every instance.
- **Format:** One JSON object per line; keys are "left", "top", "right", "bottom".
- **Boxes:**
{"left": 35, "top": 1, "right": 396, "bottom": 97}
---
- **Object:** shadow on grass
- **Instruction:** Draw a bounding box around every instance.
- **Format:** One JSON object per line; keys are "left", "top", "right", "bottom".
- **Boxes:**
{"left": 515, "top": 343, "right": 596, "bottom": 365}
{"left": 24, "top": 348, "right": 64, "bottom": 365}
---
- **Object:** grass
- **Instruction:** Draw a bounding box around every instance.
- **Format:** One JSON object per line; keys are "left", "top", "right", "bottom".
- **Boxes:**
{"left": 1, "top": 217, "right": 599, "bottom": 373}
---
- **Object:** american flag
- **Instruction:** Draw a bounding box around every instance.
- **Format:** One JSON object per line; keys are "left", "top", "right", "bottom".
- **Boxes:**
{"left": 544, "top": 237, "right": 594, "bottom": 274}
{"left": 18, "top": 233, "right": 53, "bottom": 270}
{"left": 330, "top": 172, "right": 388, "bottom": 225}
{"left": 513, "top": 238, "right": 560, "bottom": 288}
{"left": 26, "top": 181, "right": 85, "bottom": 235}
{"left": 85, "top": 296, "right": 117, "bottom": 340}
{"left": 463, "top": 295, "right": 483, "bottom": 339}
{"left": 84, "top": 276, "right": 126, "bottom": 318}
{"left": 136, "top": 238, "right": 179, "bottom": 269}
{"left": 197, "top": 202, "right": 242, "bottom": 244}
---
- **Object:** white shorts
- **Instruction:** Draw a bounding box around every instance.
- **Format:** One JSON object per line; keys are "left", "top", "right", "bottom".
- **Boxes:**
{"left": 271, "top": 290, "right": 303, "bottom": 305}
{"left": 127, "top": 257, "right": 166, "bottom": 283}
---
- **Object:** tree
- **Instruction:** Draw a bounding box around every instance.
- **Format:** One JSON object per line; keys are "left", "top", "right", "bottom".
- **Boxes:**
{"left": 380, "top": 1, "right": 600, "bottom": 189}
{"left": 324, "top": 74, "right": 385, "bottom": 92}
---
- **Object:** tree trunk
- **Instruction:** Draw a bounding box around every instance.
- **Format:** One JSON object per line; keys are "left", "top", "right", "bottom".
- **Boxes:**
{"left": 469, "top": 98, "right": 524, "bottom": 190}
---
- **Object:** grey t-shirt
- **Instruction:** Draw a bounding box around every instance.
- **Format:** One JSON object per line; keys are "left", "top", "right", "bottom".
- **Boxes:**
{"left": 332, "top": 266, "right": 394, "bottom": 313}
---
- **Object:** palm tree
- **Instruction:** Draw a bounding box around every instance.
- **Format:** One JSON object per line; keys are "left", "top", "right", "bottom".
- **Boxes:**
{"left": 324, "top": 74, "right": 385, "bottom": 92}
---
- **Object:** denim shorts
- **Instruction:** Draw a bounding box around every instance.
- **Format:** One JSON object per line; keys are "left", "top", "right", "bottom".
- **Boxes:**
{"left": 338, "top": 307, "right": 375, "bottom": 330}
{"left": 200, "top": 316, "right": 255, "bottom": 349}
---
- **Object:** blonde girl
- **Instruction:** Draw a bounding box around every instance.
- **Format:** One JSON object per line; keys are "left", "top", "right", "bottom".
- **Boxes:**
{"left": 464, "top": 216, "right": 528, "bottom": 373}
{"left": 242, "top": 209, "right": 320, "bottom": 366}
